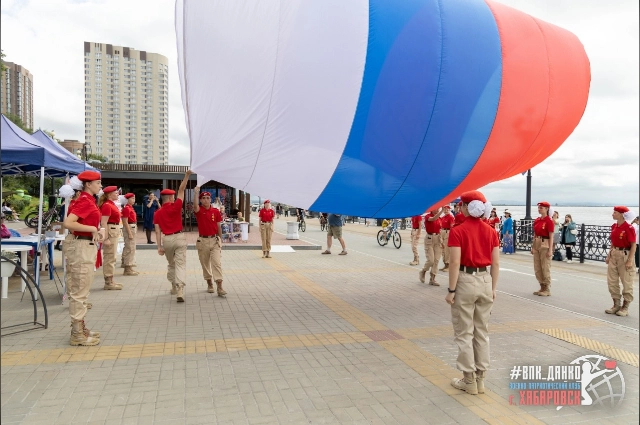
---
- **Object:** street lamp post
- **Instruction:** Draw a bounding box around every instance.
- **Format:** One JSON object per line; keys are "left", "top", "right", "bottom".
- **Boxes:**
{"left": 524, "top": 169, "right": 532, "bottom": 220}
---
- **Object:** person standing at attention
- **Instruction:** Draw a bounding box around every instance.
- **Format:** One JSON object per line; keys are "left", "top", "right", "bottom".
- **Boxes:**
{"left": 604, "top": 206, "right": 637, "bottom": 317}
{"left": 154, "top": 171, "right": 192, "bottom": 302}
{"left": 446, "top": 190, "right": 499, "bottom": 395}
{"left": 121, "top": 193, "right": 139, "bottom": 276}
{"left": 409, "top": 214, "right": 423, "bottom": 266}
{"left": 322, "top": 213, "right": 347, "bottom": 255}
{"left": 143, "top": 192, "right": 160, "bottom": 244}
{"left": 532, "top": 201, "right": 554, "bottom": 296}
{"left": 439, "top": 205, "right": 455, "bottom": 271}
{"left": 259, "top": 200, "right": 275, "bottom": 258}
{"left": 99, "top": 186, "right": 124, "bottom": 291}
{"left": 63, "top": 171, "right": 104, "bottom": 346}
{"left": 419, "top": 207, "right": 444, "bottom": 286}
{"left": 193, "top": 186, "right": 226, "bottom": 296}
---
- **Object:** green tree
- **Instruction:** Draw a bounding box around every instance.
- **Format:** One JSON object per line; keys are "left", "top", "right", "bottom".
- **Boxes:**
{"left": 5, "top": 112, "right": 33, "bottom": 133}
{"left": 1, "top": 50, "right": 6, "bottom": 77}
{"left": 87, "top": 153, "right": 112, "bottom": 163}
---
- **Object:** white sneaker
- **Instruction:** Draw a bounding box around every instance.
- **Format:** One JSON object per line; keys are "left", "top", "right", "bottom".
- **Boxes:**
{"left": 566, "top": 260, "right": 572, "bottom": 264}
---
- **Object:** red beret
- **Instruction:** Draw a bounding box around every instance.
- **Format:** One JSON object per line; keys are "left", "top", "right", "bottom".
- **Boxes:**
{"left": 457, "top": 201, "right": 463, "bottom": 206}
{"left": 537, "top": 201, "right": 550, "bottom": 208}
{"left": 199, "top": 191, "right": 211, "bottom": 199}
{"left": 77, "top": 171, "right": 101, "bottom": 182}
{"left": 614, "top": 206, "right": 629, "bottom": 213}
{"left": 264, "top": 199, "right": 271, "bottom": 204}
{"left": 103, "top": 186, "right": 118, "bottom": 193}
{"left": 460, "top": 190, "right": 486, "bottom": 204}
{"left": 124, "top": 193, "right": 135, "bottom": 199}
{"left": 160, "top": 189, "right": 175, "bottom": 195}
{"left": 443, "top": 205, "right": 451, "bottom": 209}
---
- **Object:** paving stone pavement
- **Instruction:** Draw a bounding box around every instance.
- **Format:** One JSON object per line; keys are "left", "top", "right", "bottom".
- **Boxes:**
{"left": 1, "top": 238, "right": 638, "bottom": 424}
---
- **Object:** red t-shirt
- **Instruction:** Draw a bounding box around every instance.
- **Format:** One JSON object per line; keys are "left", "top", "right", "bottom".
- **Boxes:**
{"left": 440, "top": 214, "right": 454, "bottom": 230}
{"left": 424, "top": 213, "right": 441, "bottom": 234}
{"left": 69, "top": 192, "right": 101, "bottom": 237}
{"left": 100, "top": 199, "right": 121, "bottom": 224}
{"left": 453, "top": 213, "right": 466, "bottom": 227}
{"left": 122, "top": 205, "right": 137, "bottom": 224}
{"left": 488, "top": 217, "right": 500, "bottom": 229}
{"left": 153, "top": 198, "right": 183, "bottom": 235}
{"left": 610, "top": 222, "right": 636, "bottom": 248}
{"left": 259, "top": 208, "right": 275, "bottom": 222}
{"left": 195, "top": 206, "right": 223, "bottom": 236}
{"left": 533, "top": 216, "right": 554, "bottom": 237}
{"left": 448, "top": 217, "right": 499, "bottom": 267}
{"left": 411, "top": 215, "right": 422, "bottom": 229}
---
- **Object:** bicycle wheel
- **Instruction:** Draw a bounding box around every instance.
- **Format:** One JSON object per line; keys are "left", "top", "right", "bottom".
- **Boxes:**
{"left": 24, "top": 211, "right": 39, "bottom": 228}
{"left": 300, "top": 221, "right": 306, "bottom": 232}
{"left": 377, "top": 230, "right": 387, "bottom": 246}
{"left": 320, "top": 223, "right": 325, "bottom": 231}
{"left": 393, "top": 232, "right": 402, "bottom": 249}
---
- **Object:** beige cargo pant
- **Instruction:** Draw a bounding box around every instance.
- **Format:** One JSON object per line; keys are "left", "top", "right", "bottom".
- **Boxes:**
{"left": 102, "top": 225, "right": 122, "bottom": 277}
{"left": 260, "top": 222, "right": 273, "bottom": 252}
{"left": 532, "top": 237, "right": 551, "bottom": 285}
{"left": 421, "top": 233, "right": 442, "bottom": 277}
{"left": 196, "top": 236, "right": 223, "bottom": 282}
{"left": 440, "top": 229, "right": 450, "bottom": 264}
{"left": 607, "top": 249, "right": 635, "bottom": 302}
{"left": 411, "top": 228, "right": 421, "bottom": 260}
{"left": 163, "top": 233, "right": 187, "bottom": 288}
{"left": 451, "top": 270, "right": 493, "bottom": 373}
{"left": 64, "top": 238, "right": 98, "bottom": 322}
{"left": 122, "top": 225, "right": 137, "bottom": 267}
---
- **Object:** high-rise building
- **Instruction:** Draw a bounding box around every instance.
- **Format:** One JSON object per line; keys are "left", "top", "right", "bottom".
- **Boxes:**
{"left": 1, "top": 61, "right": 34, "bottom": 130}
{"left": 84, "top": 41, "right": 169, "bottom": 165}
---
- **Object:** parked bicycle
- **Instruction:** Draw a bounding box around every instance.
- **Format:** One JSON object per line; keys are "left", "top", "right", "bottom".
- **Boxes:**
{"left": 24, "top": 206, "right": 60, "bottom": 229}
{"left": 377, "top": 219, "right": 402, "bottom": 249}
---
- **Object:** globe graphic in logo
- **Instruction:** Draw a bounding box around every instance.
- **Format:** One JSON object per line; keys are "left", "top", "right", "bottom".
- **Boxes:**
{"left": 570, "top": 355, "right": 625, "bottom": 407}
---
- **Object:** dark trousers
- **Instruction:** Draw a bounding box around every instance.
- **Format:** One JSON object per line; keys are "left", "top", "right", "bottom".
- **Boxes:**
{"left": 635, "top": 248, "right": 639, "bottom": 268}
{"left": 564, "top": 244, "right": 574, "bottom": 261}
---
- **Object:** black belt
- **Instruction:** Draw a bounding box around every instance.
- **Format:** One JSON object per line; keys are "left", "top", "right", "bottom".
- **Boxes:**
{"left": 164, "top": 230, "right": 183, "bottom": 236}
{"left": 441, "top": 228, "right": 450, "bottom": 231}
{"left": 412, "top": 228, "right": 420, "bottom": 230}
{"left": 261, "top": 221, "right": 272, "bottom": 224}
{"left": 427, "top": 232, "right": 438, "bottom": 235}
{"left": 613, "top": 247, "right": 631, "bottom": 251}
{"left": 74, "top": 235, "right": 93, "bottom": 241}
{"left": 460, "top": 265, "right": 488, "bottom": 274}
{"left": 199, "top": 235, "right": 217, "bottom": 238}
{"left": 535, "top": 236, "right": 549, "bottom": 240}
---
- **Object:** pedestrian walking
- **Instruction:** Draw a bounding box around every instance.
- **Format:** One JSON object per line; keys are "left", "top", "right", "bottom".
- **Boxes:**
{"left": 121, "top": 193, "right": 139, "bottom": 276}
{"left": 322, "top": 213, "right": 347, "bottom": 255}
{"left": 259, "top": 200, "right": 275, "bottom": 258}
{"left": 532, "top": 201, "right": 554, "bottom": 296}
{"left": 276, "top": 204, "right": 282, "bottom": 219}
{"left": 559, "top": 214, "right": 577, "bottom": 263}
{"left": 62, "top": 171, "right": 103, "bottom": 346}
{"left": 419, "top": 207, "right": 444, "bottom": 285}
{"left": 604, "top": 206, "right": 637, "bottom": 317}
{"left": 143, "top": 192, "right": 160, "bottom": 244}
{"left": 446, "top": 190, "right": 499, "bottom": 395}
{"left": 193, "top": 186, "right": 226, "bottom": 296}
{"left": 99, "top": 186, "right": 123, "bottom": 291}
{"left": 154, "top": 171, "right": 191, "bottom": 302}
{"left": 501, "top": 210, "right": 514, "bottom": 254}
{"left": 439, "top": 205, "right": 454, "bottom": 271}
{"left": 409, "top": 214, "right": 423, "bottom": 266}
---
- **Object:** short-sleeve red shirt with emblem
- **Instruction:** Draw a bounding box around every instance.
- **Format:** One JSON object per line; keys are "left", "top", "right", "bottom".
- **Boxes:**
{"left": 411, "top": 215, "right": 422, "bottom": 229}
{"left": 533, "top": 216, "right": 554, "bottom": 237}
{"left": 453, "top": 213, "right": 466, "bottom": 227}
{"left": 424, "top": 213, "right": 441, "bottom": 234}
{"left": 69, "top": 192, "right": 101, "bottom": 237}
{"left": 610, "top": 222, "right": 636, "bottom": 248}
{"left": 259, "top": 208, "right": 275, "bottom": 222}
{"left": 448, "top": 217, "right": 499, "bottom": 267}
{"left": 440, "top": 214, "right": 454, "bottom": 230}
{"left": 195, "top": 206, "right": 223, "bottom": 236}
{"left": 153, "top": 198, "right": 183, "bottom": 235}
{"left": 100, "top": 200, "right": 121, "bottom": 224}
{"left": 122, "top": 205, "right": 136, "bottom": 224}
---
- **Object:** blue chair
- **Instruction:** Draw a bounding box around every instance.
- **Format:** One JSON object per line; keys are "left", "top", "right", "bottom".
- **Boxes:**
{"left": 8, "top": 229, "right": 21, "bottom": 238}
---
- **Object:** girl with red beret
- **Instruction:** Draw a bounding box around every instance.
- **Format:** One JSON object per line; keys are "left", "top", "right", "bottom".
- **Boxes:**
{"left": 605, "top": 206, "right": 637, "bottom": 317}
{"left": 532, "top": 201, "right": 554, "bottom": 296}
{"left": 98, "top": 186, "right": 123, "bottom": 291}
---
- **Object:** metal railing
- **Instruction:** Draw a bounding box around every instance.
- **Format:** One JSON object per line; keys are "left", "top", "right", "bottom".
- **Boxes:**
{"left": 96, "top": 163, "right": 190, "bottom": 173}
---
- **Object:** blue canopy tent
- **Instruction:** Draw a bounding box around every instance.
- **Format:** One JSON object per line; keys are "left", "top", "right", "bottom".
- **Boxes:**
{"left": 30, "top": 129, "right": 98, "bottom": 174}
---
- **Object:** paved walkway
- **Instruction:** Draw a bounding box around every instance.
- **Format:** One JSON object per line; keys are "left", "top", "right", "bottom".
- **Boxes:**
{"left": 1, "top": 221, "right": 638, "bottom": 424}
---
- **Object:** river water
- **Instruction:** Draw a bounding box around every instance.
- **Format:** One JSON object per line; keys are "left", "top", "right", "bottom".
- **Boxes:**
{"left": 496, "top": 206, "right": 638, "bottom": 226}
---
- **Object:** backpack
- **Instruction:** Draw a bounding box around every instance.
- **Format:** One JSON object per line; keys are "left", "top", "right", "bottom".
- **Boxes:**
{"left": 552, "top": 248, "right": 563, "bottom": 261}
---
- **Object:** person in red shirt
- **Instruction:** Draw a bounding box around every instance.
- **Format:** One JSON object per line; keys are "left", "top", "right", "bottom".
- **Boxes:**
{"left": 453, "top": 201, "right": 466, "bottom": 227}
{"left": 532, "top": 201, "right": 554, "bottom": 296}
{"left": 63, "top": 171, "right": 104, "bottom": 346}
{"left": 409, "top": 214, "right": 423, "bottom": 266}
{"left": 154, "top": 171, "right": 191, "bottom": 302}
{"left": 419, "top": 207, "right": 444, "bottom": 285}
{"left": 193, "top": 186, "right": 226, "bottom": 296}
{"left": 439, "top": 205, "right": 455, "bottom": 271}
{"left": 258, "top": 200, "right": 275, "bottom": 258}
{"left": 121, "top": 193, "right": 139, "bottom": 277}
{"left": 605, "top": 206, "right": 637, "bottom": 317}
{"left": 98, "top": 186, "right": 123, "bottom": 290}
{"left": 446, "top": 190, "right": 499, "bottom": 395}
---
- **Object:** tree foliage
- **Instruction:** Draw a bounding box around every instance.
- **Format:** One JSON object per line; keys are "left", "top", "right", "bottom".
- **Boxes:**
{"left": 4, "top": 112, "right": 33, "bottom": 134}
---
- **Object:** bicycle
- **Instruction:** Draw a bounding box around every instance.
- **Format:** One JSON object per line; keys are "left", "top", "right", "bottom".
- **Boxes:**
{"left": 377, "top": 219, "right": 402, "bottom": 249}
{"left": 24, "top": 206, "right": 60, "bottom": 229}
{"left": 298, "top": 216, "right": 306, "bottom": 232}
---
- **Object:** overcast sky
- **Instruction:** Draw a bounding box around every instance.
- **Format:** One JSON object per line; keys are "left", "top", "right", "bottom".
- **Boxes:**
{"left": 2, "top": 0, "right": 638, "bottom": 205}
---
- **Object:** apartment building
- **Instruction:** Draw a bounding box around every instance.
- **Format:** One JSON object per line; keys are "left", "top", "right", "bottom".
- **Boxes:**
{"left": 84, "top": 41, "right": 169, "bottom": 165}
{"left": 1, "top": 61, "right": 34, "bottom": 130}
